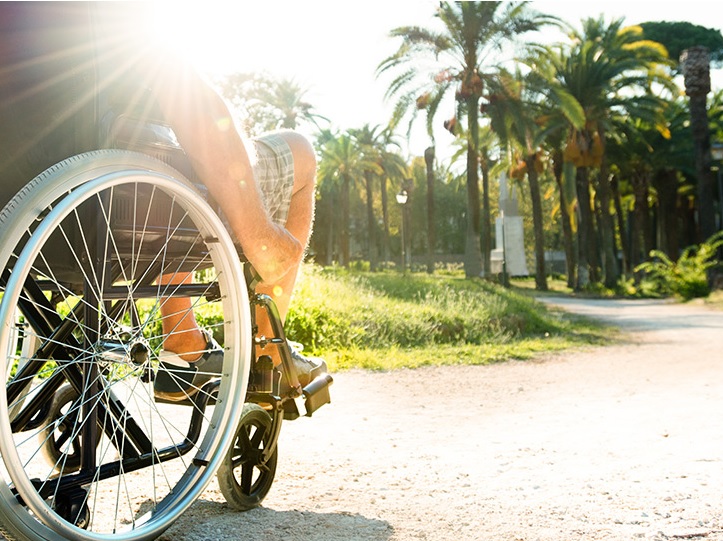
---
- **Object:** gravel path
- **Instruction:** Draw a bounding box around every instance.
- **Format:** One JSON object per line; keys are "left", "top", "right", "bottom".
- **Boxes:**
{"left": 145, "top": 298, "right": 723, "bottom": 539}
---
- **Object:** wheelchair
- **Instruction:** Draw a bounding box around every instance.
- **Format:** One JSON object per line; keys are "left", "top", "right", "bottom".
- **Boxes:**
{"left": 0, "top": 3, "right": 332, "bottom": 540}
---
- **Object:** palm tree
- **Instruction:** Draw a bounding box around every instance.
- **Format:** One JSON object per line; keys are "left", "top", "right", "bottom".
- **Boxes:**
{"left": 485, "top": 68, "right": 584, "bottom": 290}
{"left": 348, "top": 125, "right": 386, "bottom": 271}
{"left": 681, "top": 46, "right": 717, "bottom": 242}
{"left": 542, "top": 17, "right": 673, "bottom": 288}
{"left": 378, "top": 2, "right": 554, "bottom": 278}
{"left": 317, "top": 132, "right": 375, "bottom": 267}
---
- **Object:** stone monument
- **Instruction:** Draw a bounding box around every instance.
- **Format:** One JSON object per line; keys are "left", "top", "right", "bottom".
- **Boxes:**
{"left": 490, "top": 172, "right": 529, "bottom": 276}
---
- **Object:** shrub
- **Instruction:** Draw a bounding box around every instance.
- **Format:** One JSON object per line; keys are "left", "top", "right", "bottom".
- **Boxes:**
{"left": 635, "top": 232, "right": 723, "bottom": 300}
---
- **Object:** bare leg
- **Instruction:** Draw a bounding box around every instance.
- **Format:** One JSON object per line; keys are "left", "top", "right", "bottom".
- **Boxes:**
{"left": 158, "top": 131, "right": 316, "bottom": 365}
{"left": 158, "top": 272, "right": 206, "bottom": 361}
{"left": 255, "top": 131, "right": 317, "bottom": 365}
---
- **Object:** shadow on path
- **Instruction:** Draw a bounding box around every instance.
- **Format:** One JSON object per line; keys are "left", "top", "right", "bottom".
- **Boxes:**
{"left": 160, "top": 499, "right": 394, "bottom": 541}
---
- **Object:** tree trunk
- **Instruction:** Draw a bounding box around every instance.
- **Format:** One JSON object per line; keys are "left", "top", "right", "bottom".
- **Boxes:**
{"left": 464, "top": 97, "right": 482, "bottom": 278}
{"left": 525, "top": 155, "right": 548, "bottom": 291}
{"left": 575, "top": 167, "right": 596, "bottom": 288}
{"left": 681, "top": 46, "right": 716, "bottom": 242}
{"left": 631, "top": 171, "right": 651, "bottom": 271}
{"left": 611, "top": 175, "right": 630, "bottom": 278}
{"left": 480, "top": 146, "right": 492, "bottom": 278}
{"left": 380, "top": 176, "right": 391, "bottom": 265}
{"left": 424, "top": 146, "right": 436, "bottom": 274}
{"left": 552, "top": 152, "right": 576, "bottom": 288}
{"left": 364, "top": 171, "right": 377, "bottom": 271}
{"left": 689, "top": 93, "right": 716, "bottom": 241}
{"left": 326, "top": 189, "right": 335, "bottom": 266}
{"left": 340, "top": 173, "right": 350, "bottom": 267}
{"left": 652, "top": 169, "right": 679, "bottom": 260}
{"left": 595, "top": 152, "right": 619, "bottom": 288}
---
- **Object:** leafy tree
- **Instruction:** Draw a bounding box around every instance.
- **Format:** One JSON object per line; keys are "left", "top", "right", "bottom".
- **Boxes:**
{"left": 218, "top": 72, "right": 328, "bottom": 136}
{"left": 378, "top": 1, "right": 554, "bottom": 278}
{"left": 640, "top": 21, "right": 723, "bottom": 67}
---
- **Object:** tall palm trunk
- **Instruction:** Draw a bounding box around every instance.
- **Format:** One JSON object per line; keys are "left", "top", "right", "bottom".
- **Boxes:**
{"left": 525, "top": 154, "right": 548, "bottom": 291}
{"left": 464, "top": 96, "right": 483, "bottom": 278}
{"left": 652, "top": 169, "right": 679, "bottom": 260}
{"left": 340, "top": 172, "right": 351, "bottom": 267}
{"left": 380, "top": 176, "right": 391, "bottom": 265}
{"left": 552, "top": 152, "right": 576, "bottom": 288}
{"left": 575, "top": 167, "right": 596, "bottom": 288}
{"left": 630, "top": 171, "right": 651, "bottom": 271}
{"left": 364, "top": 171, "right": 377, "bottom": 271}
{"left": 480, "top": 146, "right": 492, "bottom": 278}
{"left": 596, "top": 151, "right": 619, "bottom": 288}
{"left": 424, "top": 146, "right": 436, "bottom": 274}
{"left": 681, "top": 46, "right": 716, "bottom": 242}
{"left": 611, "top": 175, "right": 630, "bottom": 278}
{"left": 326, "top": 189, "right": 336, "bottom": 266}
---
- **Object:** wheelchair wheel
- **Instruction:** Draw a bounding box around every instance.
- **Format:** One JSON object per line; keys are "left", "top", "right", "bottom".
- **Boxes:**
{"left": 217, "top": 403, "right": 278, "bottom": 511}
{"left": 0, "top": 151, "right": 250, "bottom": 541}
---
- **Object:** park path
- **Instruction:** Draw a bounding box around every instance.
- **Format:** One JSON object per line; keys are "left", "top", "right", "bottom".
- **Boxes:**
{"left": 163, "top": 297, "right": 723, "bottom": 541}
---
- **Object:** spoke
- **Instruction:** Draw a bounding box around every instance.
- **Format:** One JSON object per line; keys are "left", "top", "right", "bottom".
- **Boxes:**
{"left": 240, "top": 464, "right": 254, "bottom": 493}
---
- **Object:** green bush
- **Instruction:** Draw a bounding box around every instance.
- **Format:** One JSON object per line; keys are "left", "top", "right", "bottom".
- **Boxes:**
{"left": 635, "top": 232, "right": 723, "bottom": 300}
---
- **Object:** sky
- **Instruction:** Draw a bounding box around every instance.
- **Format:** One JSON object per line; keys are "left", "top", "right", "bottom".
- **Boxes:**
{"left": 153, "top": 1, "right": 723, "bottom": 157}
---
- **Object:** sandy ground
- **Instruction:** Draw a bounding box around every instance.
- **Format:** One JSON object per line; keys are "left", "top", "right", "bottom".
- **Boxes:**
{"left": 65, "top": 297, "right": 723, "bottom": 540}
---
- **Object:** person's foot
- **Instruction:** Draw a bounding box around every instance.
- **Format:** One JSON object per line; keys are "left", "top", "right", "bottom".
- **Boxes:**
{"left": 288, "top": 342, "right": 328, "bottom": 388}
{"left": 154, "top": 331, "right": 224, "bottom": 402}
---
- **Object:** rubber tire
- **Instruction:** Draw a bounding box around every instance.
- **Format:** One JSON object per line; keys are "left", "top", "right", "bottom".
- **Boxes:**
{"left": 217, "top": 403, "right": 278, "bottom": 511}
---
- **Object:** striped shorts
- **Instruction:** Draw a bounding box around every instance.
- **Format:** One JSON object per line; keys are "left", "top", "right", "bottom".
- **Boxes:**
{"left": 251, "top": 132, "right": 294, "bottom": 226}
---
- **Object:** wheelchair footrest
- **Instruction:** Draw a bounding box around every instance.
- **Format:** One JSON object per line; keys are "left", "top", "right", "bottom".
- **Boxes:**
{"left": 283, "top": 373, "right": 333, "bottom": 420}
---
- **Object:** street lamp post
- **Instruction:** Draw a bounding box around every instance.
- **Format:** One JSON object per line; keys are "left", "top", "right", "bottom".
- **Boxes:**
{"left": 396, "top": 188, "right": 408, "bottom": 272}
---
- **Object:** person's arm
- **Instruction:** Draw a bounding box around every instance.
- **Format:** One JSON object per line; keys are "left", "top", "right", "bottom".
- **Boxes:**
{"left": 149, "top": 58, "right": 301, "bottom": 283}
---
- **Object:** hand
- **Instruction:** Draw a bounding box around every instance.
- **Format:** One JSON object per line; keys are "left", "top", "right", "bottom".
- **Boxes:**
{"left": 242, "top": 222, "right": 302, "bottom": 284}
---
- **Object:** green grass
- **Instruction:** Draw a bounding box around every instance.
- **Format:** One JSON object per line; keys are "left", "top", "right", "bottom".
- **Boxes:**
{"left": 285, "top": 265, "right": 611, "bottom": 372}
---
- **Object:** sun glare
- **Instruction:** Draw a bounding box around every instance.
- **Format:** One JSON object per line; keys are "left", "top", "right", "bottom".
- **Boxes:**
{"left": 149, "top": 3, "right": 293, "bottom": 76}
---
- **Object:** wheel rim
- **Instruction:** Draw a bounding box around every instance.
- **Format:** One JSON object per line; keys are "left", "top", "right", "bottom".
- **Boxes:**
{"left": 0, "top": 153, "right": 249, "bottom": 540}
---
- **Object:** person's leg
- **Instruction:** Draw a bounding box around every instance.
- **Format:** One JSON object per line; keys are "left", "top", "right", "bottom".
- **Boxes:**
{"left": 158, "top": 272, "right": 206, "bottom": 361}
{"left": 157, "top": 130, "right": 316, "bottom": 366}
{"left": 254, "top": 131, "right": 316, "bottom": 365}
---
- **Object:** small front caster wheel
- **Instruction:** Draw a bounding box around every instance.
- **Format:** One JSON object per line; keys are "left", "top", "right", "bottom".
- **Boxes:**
{"left": 54, "top": 488, "right": 90, "bottom": 529}
{"left": 39, "top": 384, "right": 83, "bottom": 473}
{"left": 217, "top": 403, "right": 278, "bottom": 511}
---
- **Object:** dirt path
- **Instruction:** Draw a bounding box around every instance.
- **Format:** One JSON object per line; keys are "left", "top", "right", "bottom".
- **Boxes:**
{"left": 162, "top": 297, "right": 723, "bottom": 541}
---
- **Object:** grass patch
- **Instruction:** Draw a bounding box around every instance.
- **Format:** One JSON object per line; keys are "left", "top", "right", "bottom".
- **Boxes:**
{"left": 285, "top": 266, "right": 610, "bottom": 372}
